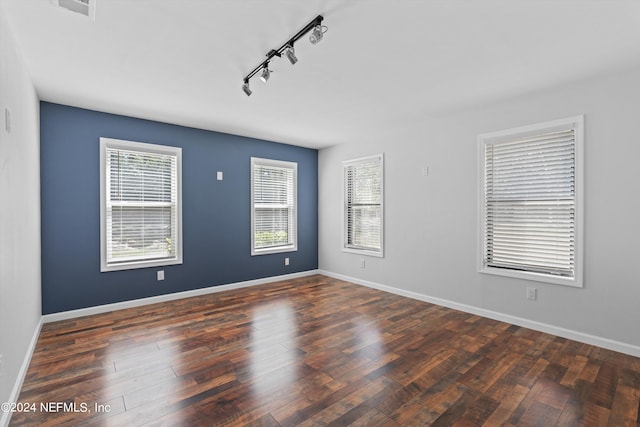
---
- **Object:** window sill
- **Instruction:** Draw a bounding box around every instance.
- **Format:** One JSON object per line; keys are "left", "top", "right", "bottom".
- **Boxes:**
{"left": 479, "top": 266, "right": 583, "bottom": 288}
{"left": 251, "top": 245, "right": 297, "bottom": 256}
{"left": 342, "top": 247, "right": 384, "bottom": 258}
{"left": 101, "top": 257, "right": 182, "bottom": 272}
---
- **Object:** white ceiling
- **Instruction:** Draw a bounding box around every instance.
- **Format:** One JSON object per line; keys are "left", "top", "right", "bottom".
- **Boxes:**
{"left": 3, "top": 0, "right": 640, "bottom": 149}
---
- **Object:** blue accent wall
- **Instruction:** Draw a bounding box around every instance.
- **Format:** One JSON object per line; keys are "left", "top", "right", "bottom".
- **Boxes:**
{"left": 40, "top": 102, "right": 318, "bottom": 314}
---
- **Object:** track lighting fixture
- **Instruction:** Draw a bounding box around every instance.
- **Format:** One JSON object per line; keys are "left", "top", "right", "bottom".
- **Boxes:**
{"left": 242, "top": 80, "right": 252, "bottom": 96}
{"left": 309, "top": 24, "right": 327, "bottom": 45}
{"left": 285, "top": 45, "right": 298, "bottom": 65}
{"left": 242, "top": 15, "right": 326, "bottom": 96}
{"left": 259, "top": 65, "right": 271, "bottom": 83}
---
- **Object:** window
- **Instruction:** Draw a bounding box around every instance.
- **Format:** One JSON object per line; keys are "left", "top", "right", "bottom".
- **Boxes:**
{"left": 251, "top": 157, "right": 297, "bottom": 255}
{"left": 100, "top": 138, "right": 182, "bottom": 272}
{"left": 343, "top": 153, "right": 384, "bottom": 257}
{"left": 478, "top": 116, "right": 583, "bottom": 287}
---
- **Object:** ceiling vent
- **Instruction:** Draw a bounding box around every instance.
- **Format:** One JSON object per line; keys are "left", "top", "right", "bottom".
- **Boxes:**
{"left": 51, "top": 0, "right": 96, "bottom": 20}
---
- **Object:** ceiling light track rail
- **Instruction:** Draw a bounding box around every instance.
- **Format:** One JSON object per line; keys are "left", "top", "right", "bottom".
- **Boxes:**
{"left": 242, "top": 15, "right": 325, "bottom": 96}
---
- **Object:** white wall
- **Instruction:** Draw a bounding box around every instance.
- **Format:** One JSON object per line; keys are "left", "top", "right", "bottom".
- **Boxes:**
{"left": 0, "top": 4, "right": 42, "bottom": 425}
{"left": 319, "top": 66, "right": 640, "bottom": 353}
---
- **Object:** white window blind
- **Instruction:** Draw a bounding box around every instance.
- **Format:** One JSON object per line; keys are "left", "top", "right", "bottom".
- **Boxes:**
{"left": 479, "top": 116, "right": 583, "bottom": 287}
{"left": 343, "top": 154, "right": 384, "bottom": 256}
{"left": 100, "top": 138, "right": 182, "bottom": 271}
{"left": 251, "top": 158, "right": 297, "bottom": 255}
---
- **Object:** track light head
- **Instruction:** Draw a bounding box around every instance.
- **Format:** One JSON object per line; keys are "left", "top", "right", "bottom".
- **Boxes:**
{"left": 242, "top": 80, "right": 252, "bottom": 96}
{"left": 285, "top": 45, "right": 298, "bottom": 65}
{"left": 309, "top": 25, "right": 326, "bottom": 45}
{"left": 259, "top": 66, "right": 271, "bottom": 83}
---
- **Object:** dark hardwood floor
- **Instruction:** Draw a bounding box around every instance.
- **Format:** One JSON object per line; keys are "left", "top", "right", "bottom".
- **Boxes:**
{"left": 9, "top": 275, "right": 640, "bottom": 426}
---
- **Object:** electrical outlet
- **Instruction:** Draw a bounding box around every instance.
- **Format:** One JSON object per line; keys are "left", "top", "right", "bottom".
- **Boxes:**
{"left": 157, "top": 270, "right": 165, "bottom": 281}
{"left": 526, "top": 287, "right": 537, "bottom": 301}
{"left": 284, "top": 257, "right": 290, "bottom": 266}
{"left": 360, "top": 259, "right": 366, "bottom": 269}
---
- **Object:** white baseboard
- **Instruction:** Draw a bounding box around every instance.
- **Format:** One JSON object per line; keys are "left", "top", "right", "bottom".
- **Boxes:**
{"left": 319, "top": 270, "right": 640, "bottom": 358}
{"left": 1, "top": 318, "right": 43, "bottom": 427}
{"left": 43, "top": 270, "right": 320, "bottom": 323}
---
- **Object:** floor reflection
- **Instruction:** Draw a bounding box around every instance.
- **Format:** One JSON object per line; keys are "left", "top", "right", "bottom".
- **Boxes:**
{"left": 104, "top": 341, "right": 179, "bottom": 409}
{"left": 249, "top": 300, "right": 298, "bottom": 400}
{"left": 353, "top": 318, "right": 383, "bottom": 360}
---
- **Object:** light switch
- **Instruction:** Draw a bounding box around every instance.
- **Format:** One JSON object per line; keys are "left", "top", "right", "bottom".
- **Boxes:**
{"left": 217, "top": 171, "right": 223, "bottom": 181}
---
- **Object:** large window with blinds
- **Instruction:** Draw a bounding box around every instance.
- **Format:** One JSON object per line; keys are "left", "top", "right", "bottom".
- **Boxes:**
{"left": 100, "top": 138, "right": 182, "bottom": 272}
{"left": 478, "top": 116, "right": 583, "bottom": 287}
{"left": 343, "top": 153, "right": 384, "bottom": 257}
{"left": 251, "top": 157, "right": 297, "bottom": 256}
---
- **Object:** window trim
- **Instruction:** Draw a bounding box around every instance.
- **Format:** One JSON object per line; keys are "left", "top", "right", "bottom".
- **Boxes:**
{"left": 100, "top": 137, "right": 183, "bottom": 272}
{"left": 342, "top": 153, "right": 385, "bottom": 258}
{"left": 477, "top": 116, "right": 584, "bottom": 288}
{"left": 250, "top": 157, "right": 298, "bottom": 256}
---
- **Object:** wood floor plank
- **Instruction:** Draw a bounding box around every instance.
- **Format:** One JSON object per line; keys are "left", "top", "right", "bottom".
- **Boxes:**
{"left": 482, "top": 383, "right": 530, "bottom": 426}
{"left": 608, "top": 383, "right": 640, "bottom": 427}
{"left": 8, "top": 274, "right": 640, "bottom": 426}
